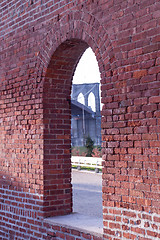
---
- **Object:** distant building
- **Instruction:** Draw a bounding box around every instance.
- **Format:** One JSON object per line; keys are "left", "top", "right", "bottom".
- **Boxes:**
{"left": 71, "top": 83, "right": 101, "bottom": 146}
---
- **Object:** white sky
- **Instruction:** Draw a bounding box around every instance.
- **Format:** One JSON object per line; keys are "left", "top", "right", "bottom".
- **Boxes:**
{"left": 72, "top": 47, "right": 100, "bottom": 84}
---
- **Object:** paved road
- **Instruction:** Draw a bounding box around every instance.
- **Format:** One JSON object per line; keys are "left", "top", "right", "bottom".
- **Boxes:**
{"left": 72, "top": 169, "right": 103, "bottom": 218}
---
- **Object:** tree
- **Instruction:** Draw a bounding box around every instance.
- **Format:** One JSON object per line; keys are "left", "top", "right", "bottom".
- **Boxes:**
{"left": 85, "top": 136, "right": 94, "bottom": 157}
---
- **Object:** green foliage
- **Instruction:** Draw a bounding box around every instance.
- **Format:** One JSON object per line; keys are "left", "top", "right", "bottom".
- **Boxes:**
{"left": 85, "top": 136, "right": 94, "bottom": 157}
{"left": 72, "top": 165, "right": 102, "bottom": 172}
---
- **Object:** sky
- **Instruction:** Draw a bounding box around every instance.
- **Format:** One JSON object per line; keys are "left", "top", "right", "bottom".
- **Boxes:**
{"left": 72, "top": 47, "right": 101, "bottom": 84}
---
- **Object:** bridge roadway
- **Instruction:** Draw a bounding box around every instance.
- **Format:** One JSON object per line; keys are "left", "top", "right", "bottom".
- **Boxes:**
{"left": 72, "top": 169, "right": 103, "bottom": 218}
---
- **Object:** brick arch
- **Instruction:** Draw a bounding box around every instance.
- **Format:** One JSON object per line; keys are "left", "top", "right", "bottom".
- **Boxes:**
{"left": 35, "top": 9, "right": 112, "bottom": 90}
{"left": 38, "top": 9, "right": 113, "bottom": 219}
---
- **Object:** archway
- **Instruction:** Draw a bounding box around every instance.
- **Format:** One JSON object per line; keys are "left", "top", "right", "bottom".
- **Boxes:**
{"left": 43, "top": 39, "right": 89, "bottom": 217}
{"left": 77, "top": 93, "right": 85, "bottom": 105}
{"left": 88, "top": 92, "right": 96, "bottom": 112}
{"left": 71, "top": 47, "right": 102, "bottom": 219}
{"left": 43, "top": 39, "right": 103, "bottom": 220}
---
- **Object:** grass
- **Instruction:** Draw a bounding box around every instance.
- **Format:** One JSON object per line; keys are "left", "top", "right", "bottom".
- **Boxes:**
{"left": 72, "top": 165, "right": 102, "bottom": 172}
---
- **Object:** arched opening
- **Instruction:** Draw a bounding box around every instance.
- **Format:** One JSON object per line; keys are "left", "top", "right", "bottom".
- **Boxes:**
{"left": 77, "top": 93, "right": 85, "bottom": 105}
{"left": 71, "top": 48, "right": 102, "bottom": 219}
{"left": 88, "top": 92, "right": 96, "bottom": 112}
{"left": 43, "top": 40, "right": 102, "bottom": 224}
{"left": 71, "top": 48, "right": 101, "bottom": 148}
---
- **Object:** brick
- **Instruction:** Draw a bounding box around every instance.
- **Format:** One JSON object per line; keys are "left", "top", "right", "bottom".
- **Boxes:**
{"left": 123, "top": 232, "right": 137, "bottom": 239}
{"left": 133, "top": 70, "right": 147, "bottom": 79}
{"left": 147, "top": 230, "right": 159, "bottom": 238}
{"left": 149, "top": 96, "right": 160, "bottom": 103}
{"left": 148, "top": 66, "right": 160, "bottom": 75}
{"left": 128, "top": 148, "right": 142, "bottom": 154}
{"left": 1, "top": 0, "right": 160, "bottom": 240}
{"left": 153, "top": 216, "right": 160, "bottom": 223}
{"left": 109, "top": 222, "right": 121, "bottom": 229}
{"left": 134, "top": 126, "right": 148, "bottom": 134}
{"left": 142, "top": 134, "right": 157, "bottom": 140}
{"left": 134, "top": 98, "right": 148, "bottom": 106}
{"left": 131, "top": 227, "right": 145, "bottom": 235}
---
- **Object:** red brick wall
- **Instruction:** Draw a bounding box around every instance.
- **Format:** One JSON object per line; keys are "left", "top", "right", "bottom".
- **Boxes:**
{"left": 0, "top": 0, "right": 160, "bottom": 239}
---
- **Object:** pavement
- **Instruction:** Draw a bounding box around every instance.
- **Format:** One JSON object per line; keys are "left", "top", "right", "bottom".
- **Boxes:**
{"left": 72, "top": 169, "right": 103, "bottom": 218}
{"left": 45, "top": 169, "right": 103, "bottom": 237}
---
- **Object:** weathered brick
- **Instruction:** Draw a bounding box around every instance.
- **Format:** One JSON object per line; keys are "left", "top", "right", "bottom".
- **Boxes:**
{"left": 0, "top": 0, "right": 160, "bottom": 240}
{"left": 133, "top": 70, "right": 147, "bottom": 79}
